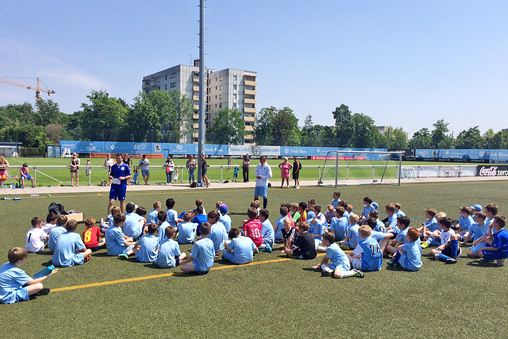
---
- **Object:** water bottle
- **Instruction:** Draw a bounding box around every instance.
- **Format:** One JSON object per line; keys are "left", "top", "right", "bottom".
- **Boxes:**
{"left": 30, "top": 194, "right": 39, "bottom": 197}
{"left": 2, "top": 197, "right": 11, "bottom": 200}
{"left": 13, "top": 197, "right": 21, "bottom": 200}
{"left": 33, "top": 265, "right": 55, "bottom": 279}
{"left": 11, "top": 184, "right": 14, "bottom": 189}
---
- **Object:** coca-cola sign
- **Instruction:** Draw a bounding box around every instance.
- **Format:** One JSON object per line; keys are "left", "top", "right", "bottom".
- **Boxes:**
{"left": 477, "top": 165, "right": 508, "bottom": 176}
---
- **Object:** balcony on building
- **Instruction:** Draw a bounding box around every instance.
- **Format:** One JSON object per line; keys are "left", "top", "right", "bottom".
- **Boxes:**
{"left": 244, "top": 107, "right": 256, "bottom": 113}
{"left": 244, "top": 79, "right": 257, "bottom": 87}
{"left": 244, "top": 89, "right": 256, "bottom": 95}
{"left": 244, "top": 98, "right": 256, "bottom": 105}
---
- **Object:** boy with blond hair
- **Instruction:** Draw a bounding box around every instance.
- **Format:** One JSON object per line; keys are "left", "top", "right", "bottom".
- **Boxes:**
{"left": 348, "top": 225, "right": 383, "bottom": 272}
{"left": 52, "top": 220, "right": 93, "bottom": 267}
{"left": 147, "top": 201, "right": 161, "bottom": 224}
{"left": 177, "top": 212, "right": 197, "bottom": 244}
{"left": 180, "top": 222, "right": 214, "bottom": 274}
{"left": 284, "top": 222, "right": 317, "bottom": 260}
{"left": 82, "top": 217, "right": 105, "bottom": 252}
{"left": 156, "top": 226, "right": 187, "bottom": 268}
{"left": 312, "top": 232, "right": 364, "bottom": 279}
{"left": 48, "top": 215, "right": 68, "bottom": 252}
{"left": 339, "top": 213, "right": 360, "bottom": 250}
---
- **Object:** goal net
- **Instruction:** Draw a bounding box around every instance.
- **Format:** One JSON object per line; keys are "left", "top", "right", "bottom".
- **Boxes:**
{"left": 317, "top": 150, "right": 404, "bottom": 187}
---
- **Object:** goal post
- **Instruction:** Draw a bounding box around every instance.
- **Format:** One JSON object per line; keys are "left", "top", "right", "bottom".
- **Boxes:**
{"left": 317, "top": 150, "right": 404, "bottom": 187}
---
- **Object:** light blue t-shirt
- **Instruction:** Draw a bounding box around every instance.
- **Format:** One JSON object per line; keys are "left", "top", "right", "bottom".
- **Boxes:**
{"left": 400, "top": 240, "right": 422, "bottom": 271}
{"left": 331, "top": 199, "right": 340, "bottom": 209}
{"left": 106, "top": 226, "right": 128, "bottom": 256}
{"left": 158, "top": 221, "right": 171, "bottom": 244}
{"left": 343, "top": 211, "right": 351, "bottom": 227}
{"left": 424, "top": 217, "right": 440, "bottom": 233}
{"left": 274, "top": 216, "right": 285, "bottom": 241}
{"left": 308, "top": 219, "right": 325, "bottom": 237}
{"left": 387, "top": 215, "right": 398, "bottom": 230}
{"left": 219, "top": 214, "right": 232, "bottom": 233}
{"left": 374, "top": 220, "right": 386, "bottom": 233}
{"left": 370, "top": 230, "right": 387, "bottom": 243}
{"left": 363, "top": 205, "right": 375, "bottom": 218}
{"left": 209, "top": 222, "right": 228, "bottom": 253}
{"left": 155, "top": 239, "right": 181, "bottom": 268}
{"left": 326, "top": 243, "right": 350, "bottom": 271}
{"left": 147, "top": 209, "right": 159, "bottom": 224}
{"left": 123, "top": 212, "right": 144, "bottom": 239}
{"left": 135, "top": 234, "right": 159, "bottom": 263}
{"left": 191, "top": 238, "right": 215, "bottom": 272}
{"left": 261, "top": 219, "right": 275, "bottom": 247}
{"left": 330, "top": 216, "right": 348, "bottom": 241}
{"left": 395, "top": 228, "right": 409, "bottom": 244}
{"left": 177, "top": 222, "right": 197, "bottom": 244}
{"left": 347, "top": 224, "right": 360, "bottom": 249}
{"left": 395, "top": 210, "right": 405, "bottom": 217}
{"left": 227, "top": 236, "right": 255, "bottom": 264}
{"left": 48, "top": 226, "right": 66, "bottom": 251}
{"left": 52, "top": 232, "right": 85, "bottom": 267}
{"left": 0, "top": 263, "right": 31, "bottom": 304}
{"left": 358, "top": 237, "right": 383, "bottom": 272}
{"left": 166, "top": 209, "right": 178, "bottom": 227}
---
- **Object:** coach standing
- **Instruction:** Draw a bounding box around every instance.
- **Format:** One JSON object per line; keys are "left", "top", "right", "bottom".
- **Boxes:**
{"left": 242, "top": 153, "right": 250, "bottom": 182}
{"left": 108, "top": 153, "right": 132, "bottom": 215}
{"left": 254, "top": 156, "right": 272, "bottom": 209}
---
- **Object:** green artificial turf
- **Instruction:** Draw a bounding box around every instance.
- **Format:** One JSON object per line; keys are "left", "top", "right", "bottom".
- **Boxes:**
{"left": 0, "top": 181, "right": 507, "bottom": 337}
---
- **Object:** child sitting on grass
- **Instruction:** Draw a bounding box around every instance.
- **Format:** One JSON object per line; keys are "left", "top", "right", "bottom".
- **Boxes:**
{"left": 430, "top": 217, "right": 461, "bottom": 264}
{"left": 243, "top": 208, "right": 263, "bottom": 250}
{"left": 284, "top": 222, "right": 317, "bottom": 260}
{"left": 329, "top": 206, "right": 348, "bottom": 242}
{"left": 280, "top": 217, "right": 296, "bottom": 251}
{"left": 52, "top": 220, "right": 93, "bottom": 267}
{"left": 259, "top": 209, "right": 274, "bottom": 253}
{"left": 462, "top": 212, "right": 487, "bottom": 245}
{"left": 477, "top": 216, "right": 508, "bottom": 266}
{"left": 420, "top": 208, "right": 441, "bottom": 248}
{"left": 105, "top": 214, "right": 136, "bottom": 257}
{"left": 331, "top": 191, "right": 341, "bottom": 209}
{"left": 156, "top": 226, "right": 187, "bottom": 268}
{"left": 339, "top": 213, "right": 360, "bottom": 250}
{"left": 223, "top": 228, "right": 256, "bottom": 265}
{"left": 42, "top": 212, "right": 57, "bottom": 234}
{"left": 0, "top": 247, "right": 58, "bottom": 304}
{"left": 208, "top": 211, "right": 228, "bottom": 255}
{"left": 312, "top": 232, "right": 364, "bottom": 279}
{"left": 128, "top": 223, "right": 159, "bottom": 262}
{"left": 147, "top": 201, "right": 161, "bottom": 224}
{"left": 180, "top": 222, "right": 215, "bottom": 275}
{"left": 25, "top": 217, "right": 48, "bottom": 253}
{"left": 348, "top": 225, "right": 383, "bottom": 272}
{"left": 177, "top": 212, "right": 197, "bottom": 244}
{"left": 48, "top": 215, "right": 68, "bottom": 252}
{"left": 82, "top": 217, "right": 105, "bottom": 252}
{"left": 388, "top": 227, "right": 422, "bottom": 271}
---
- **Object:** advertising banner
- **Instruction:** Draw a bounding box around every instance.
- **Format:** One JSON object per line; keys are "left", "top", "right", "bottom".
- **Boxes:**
{"left": 477, "top": 165, "right": 508, "bottom": 177}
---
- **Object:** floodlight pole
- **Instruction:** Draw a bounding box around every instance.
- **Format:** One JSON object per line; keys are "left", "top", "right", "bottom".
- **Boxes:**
{"left": 398, "top": 153, "right": 402, "bottom": 186}
{"left": 197, "top": 0, "right": 205, "bottom": 184}
{"left": 335, "top": 152, "right": 339, "bottom": 187}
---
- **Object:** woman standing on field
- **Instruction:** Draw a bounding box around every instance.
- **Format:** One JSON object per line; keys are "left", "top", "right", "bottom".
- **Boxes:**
{"left": 278, "top": 157, "right": 292, "bottom": 188}
{"left": 0, "top": 156, "right": 9, "bottom": 186}
{"left": 70, "top": 153, "right": 80, "bottom": 187}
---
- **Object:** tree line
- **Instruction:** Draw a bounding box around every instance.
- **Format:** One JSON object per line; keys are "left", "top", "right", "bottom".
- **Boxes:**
{"left": 1, "top": 90, "right": 508, "bottom": 151}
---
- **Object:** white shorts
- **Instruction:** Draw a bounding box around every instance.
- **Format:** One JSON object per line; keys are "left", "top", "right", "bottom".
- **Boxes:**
{"left": 352, "top": 257, "right": 362, "bottom": 270}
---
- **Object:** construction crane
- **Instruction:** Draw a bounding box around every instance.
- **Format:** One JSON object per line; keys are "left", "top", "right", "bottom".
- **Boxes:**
{"left": 0, "top": 77, "right": 55, "bottom": 99}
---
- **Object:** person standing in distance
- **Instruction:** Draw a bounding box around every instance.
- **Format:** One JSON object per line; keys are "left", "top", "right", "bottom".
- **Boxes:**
{"left": 242, "top": 153, "right": 250, "bottom": 182}
{"left": 108, "top": 153, "right": 132, "bottom": 215}
{"left": 292, "top": 156, "right": 302, "bottom": 189}
{"left": 139, "top": 154, "right": 150, "bottom": 185}
{"left": 254, "top": 156, "right": 272, "bottom": 209}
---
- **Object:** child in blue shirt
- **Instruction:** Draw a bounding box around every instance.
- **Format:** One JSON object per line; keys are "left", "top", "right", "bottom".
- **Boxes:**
{"left": 208, "top": 211, "right": 228, "bottom": 255}
{"left": 177, "top": 212, "right": 197, "bottom": 244}
{"left": 105, "top": 214, "right": 136, "bottom": 257}
{"left": 223, "top": 228, "right": 256, "bottom": 265}
{"left": 259, "top": 209, "right": 274, "bottom": 252}
{"left": 389, "top": 227, "right": 422, "bottom": 271}
{"left": 131, "top": 223, "right": 159, "bottom": 263}
{"left": 468, "top": 212, "right": 490, "bottom": 257}
{"left": 329, "top": 206, "right": 348, "bottom": 241}
{"left": 192, "top": 206, "right": 208, "bottom": 236}
{"left": 274, "top": 206, "right": 289, "bottom": 243}
{"left": 147, "top": 201, "right": 161, "bottom": 224}
{"left": 0, "top": 247, "right": 57, "bottom": 304}
{"left": 420, "top": 208, "right": 441, "bottom": 248}
{"left": 348, "top": 226, "right": 383, "bottom": 272}
{"left": 331, "top": 191, "right": 341, "bottom": 209}
{"left": 233, "top": 166, "right": 239, "bottom": 182}
{"left": 48, "top": 215, "right": 68, "bottom": 252}
{"left": 312, "top": 232, "right": 364, "bottom": 279}
{"left": 52, "top": 220, "right": 93, "bottom": 267}
{"left": 385, "top": 216, "right": 411, "bottom": 257}
{"left": 218, "top": 204, "right": 232, "bottom": 233}
{"left": 458, "top": 206, "right": 474, "bottom": 238}
{"left": 385, "top": 204, "right": 399, "bottom": 235}
{"left": 339, "top": 213, "right": 360, "bottom": 250}
{"left": 478, "top": 216, "right": 508, "bottom": 266}
{"left": 156, "top": 226, "right": 187, "bottom": 268}
{"left": 430, "top": 217, "right": 461, "bottom": 264}
{"left": 394, "top": 203, "right": 405, "bottom": 217}
{"left": 360, "top": 197, "right": 375, "bottom": 224}
{"left": 180, "top": 222, "right": 215, "bottom": 274}
{"left": 165, "top": 198, "right": 179, "bottom": 227}
{"left": 157, "top": 210, "right": 170, "bottom": 244}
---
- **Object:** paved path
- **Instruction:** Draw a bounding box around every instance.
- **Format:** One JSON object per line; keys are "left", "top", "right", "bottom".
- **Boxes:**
{"left": 1, "top": 175, "right": 506, "bottom": 196}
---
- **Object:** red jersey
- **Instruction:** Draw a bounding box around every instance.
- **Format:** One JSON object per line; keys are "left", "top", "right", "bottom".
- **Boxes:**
{"left": 243, "top": 218, "right": 263, "bottom": 247}
{"left": 83, "top": 226, "right": 102, "bottom": 248}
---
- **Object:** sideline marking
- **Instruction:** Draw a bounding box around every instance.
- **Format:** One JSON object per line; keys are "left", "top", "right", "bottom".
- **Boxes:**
{"left": 51, "top": 253, "right": 335, "bottom": 293}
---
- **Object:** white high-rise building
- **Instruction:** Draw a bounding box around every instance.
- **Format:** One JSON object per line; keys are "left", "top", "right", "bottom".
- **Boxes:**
{"left": 142, "top": 61, "right": 257, "bottom": 144}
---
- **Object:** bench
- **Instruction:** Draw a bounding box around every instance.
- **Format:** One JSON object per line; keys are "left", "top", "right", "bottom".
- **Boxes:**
{"left": 444, "top": 170, "right": 462, "bottom": 177}
{"left": 1, "top": 176, "right": 23, "bottom": 188}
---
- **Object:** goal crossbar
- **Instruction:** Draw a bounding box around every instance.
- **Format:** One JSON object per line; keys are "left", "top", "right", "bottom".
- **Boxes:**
{"left": 318, "top": 150, "right": 404, "bottom": 187}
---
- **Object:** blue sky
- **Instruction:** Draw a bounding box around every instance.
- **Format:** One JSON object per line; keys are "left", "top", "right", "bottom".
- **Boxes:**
{"left": 1, "top": 1, "right": 507, "bottom": 138}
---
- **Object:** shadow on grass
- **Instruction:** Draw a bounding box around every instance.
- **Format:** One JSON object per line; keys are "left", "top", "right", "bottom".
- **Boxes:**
{"left": 301, "top": 267, "right": 317, "bottom": 272}
{"left": 36, "top": 251, "right": 53, "bottom": 256}
{"left": 466, "top": 260, "right": 501, "bottom": 268}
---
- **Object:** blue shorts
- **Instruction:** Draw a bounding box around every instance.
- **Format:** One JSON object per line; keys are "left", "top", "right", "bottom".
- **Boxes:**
{"left": 22, "top": 174, "right": 32, "bottom": 180}
{"left": 254, "top": 186, "right": 267, "bottom": 197}
{"left": 1, "top": 287, "right": 29, "bottom": 304}
{"left": 141, "top": 169, "right": 150, "bottom": 177}
{"left": 470, "top": 242, "right": 488, "bottom": 255}
{"left": 482, "top": 250, "right": 506, "bottom": 260}
{"left": 329, "top": 262, "right": 350, "bottom": 272}
{"left": 109, "top": 184, "right": 127, "bottom": 201}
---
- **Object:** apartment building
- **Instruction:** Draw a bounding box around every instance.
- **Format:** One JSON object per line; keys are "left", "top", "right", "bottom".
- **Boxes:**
{"left": 142, "top": 61, "right": 257, "bottom": 144}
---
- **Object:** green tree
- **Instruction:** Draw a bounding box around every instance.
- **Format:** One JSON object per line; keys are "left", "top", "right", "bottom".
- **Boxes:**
{"left": 206, "top": 108, "right": 245, "bottom": 145}
{"left": 431, "top": 119, "right": 453, "bottom": 148}
{"left": 409, "top": 128, "right": 432, "bottom": 149}
{"left": 455, "top": 126, "right": 482, "bottom": 149}
{"left": 254, "top": 107, "right": 275, "bottom": 145}
{"left": 350, "top": 113, "right": 379, "bottom": 148}
{"left": 332, "top": 104, "right": 353, "bottom": 147}
{"left": 36, "top": 99, "right": 68, "bottom": 126}
{"left": 254, "top": 106, "right": 299, "bottom": 146}
{"left": 78, "top": 90, "right": 129, "bottom": 141}
{"left": 386, "top": 127, "right": 408, "bottom": 149}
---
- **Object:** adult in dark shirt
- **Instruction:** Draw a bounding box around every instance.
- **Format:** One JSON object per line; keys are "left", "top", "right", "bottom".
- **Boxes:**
{"left": 200, "top": 154, "right": 209, "bottom": 188}
{"left": 242, "top": 153, "right": 250, "bottom": 182}
{"left": 284, "top": 222, "right": 317, "bottom": 260}
{"left": 292, "top": 157, "right": 302, "bottom": 189}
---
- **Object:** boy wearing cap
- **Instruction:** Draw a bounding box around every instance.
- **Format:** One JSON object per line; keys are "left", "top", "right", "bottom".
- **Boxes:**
{"left": 218, "top": 204, "right": 231, "bottom": 233}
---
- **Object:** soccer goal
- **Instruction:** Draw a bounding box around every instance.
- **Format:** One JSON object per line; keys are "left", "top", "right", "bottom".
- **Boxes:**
{"left": 317, "top": 150, "right": 404, "bottom": 187}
